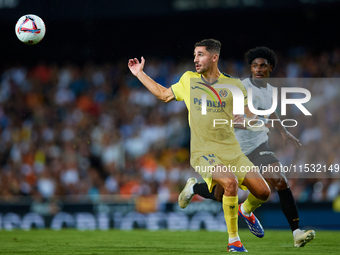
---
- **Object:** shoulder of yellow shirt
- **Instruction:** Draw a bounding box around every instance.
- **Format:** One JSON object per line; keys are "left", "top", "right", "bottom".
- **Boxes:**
{"left": 181, "top": 71, "right": 239, "bottom": 80}
{"left": 221, "top": 72, "right": 239, "bottom": 80}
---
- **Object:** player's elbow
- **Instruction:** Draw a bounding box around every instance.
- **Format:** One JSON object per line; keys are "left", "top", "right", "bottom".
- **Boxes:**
{"left": 156, "top": 94, "right": 168, "bottom": 102}
{"left": 157, "top": 89, "right": 174, "bottom": 103}
{"left": 161, "top": 96, "right": 172, "bottom": 103}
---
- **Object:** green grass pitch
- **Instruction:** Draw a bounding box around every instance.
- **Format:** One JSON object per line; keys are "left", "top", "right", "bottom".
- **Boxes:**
{"left": 0, "top": 229, "right": 339, "bottom": 254}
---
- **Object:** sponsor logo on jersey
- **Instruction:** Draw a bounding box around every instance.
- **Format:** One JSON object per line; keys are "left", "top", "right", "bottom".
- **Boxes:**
{"left": 191, "top": 82, "right": 222, "bottom": 106}
{"left": 259, "top": 151, "right": 275, "bottom": 156}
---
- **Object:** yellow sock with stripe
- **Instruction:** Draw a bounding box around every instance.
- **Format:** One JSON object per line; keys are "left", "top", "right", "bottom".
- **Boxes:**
{"left": 222, "top": 195, "right": 239, "bottom": 240}
{"left": 242, "top": 192, "right": 267, "bottom": 214}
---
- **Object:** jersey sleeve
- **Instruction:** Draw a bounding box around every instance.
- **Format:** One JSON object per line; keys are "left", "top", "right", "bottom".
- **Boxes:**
{"left": 171, "top": 72, "right": 189, "bottom": 101}
{"left": 237, "top": 79, "right": 248, "bottom": 107}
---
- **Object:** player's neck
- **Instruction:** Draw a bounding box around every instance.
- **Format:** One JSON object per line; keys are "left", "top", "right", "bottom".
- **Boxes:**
{"left": 202, "top": 68, "right": 220, "bottom": 84}
{"left": 250, "top": 77, "right": 268, "bottom": 88}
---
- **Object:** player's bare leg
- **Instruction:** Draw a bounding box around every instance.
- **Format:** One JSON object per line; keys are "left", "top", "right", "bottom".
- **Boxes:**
{"left": 182, "top": 167, "right": 270, "bottom": 239}
{"left": 242, "top": 169, "right": 271, "bottom": 202}
{"left": 214, "top": 182, "right": 224, "bottom": 202}
{"left": 212, "top": 165, "right": 247, "bottom": 252}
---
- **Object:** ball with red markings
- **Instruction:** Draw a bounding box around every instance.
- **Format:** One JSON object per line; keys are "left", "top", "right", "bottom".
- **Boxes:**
{"left": 15, "top": 14, "right": 46, "bottom": 45}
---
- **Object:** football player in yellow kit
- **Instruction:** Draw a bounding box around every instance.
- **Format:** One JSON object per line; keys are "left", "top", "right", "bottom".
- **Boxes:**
{"left": 128, "top": 39, "right": 270, "bottom": 252}
{"left": 180, "top": 46, "right": 315, "bottom": 248}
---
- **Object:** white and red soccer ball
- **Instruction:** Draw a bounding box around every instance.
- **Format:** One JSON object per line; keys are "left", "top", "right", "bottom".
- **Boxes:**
{"left": 15, "top": 14, "right": 46, "bottom": 45}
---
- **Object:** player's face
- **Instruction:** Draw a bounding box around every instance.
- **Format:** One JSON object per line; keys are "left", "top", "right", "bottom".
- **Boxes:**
{"left": 250, "top": 58, "right": 273, "bottom": 79}
{"left": 193, "top": 46, "right": 215, "bottom": 74}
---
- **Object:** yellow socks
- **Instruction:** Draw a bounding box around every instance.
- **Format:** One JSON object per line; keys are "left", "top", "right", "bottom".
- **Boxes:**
{"left": 222, "top": 195, "right": 239, "bottom": 239}
{"left": 242, "top": 192, "right": 267, "bottom": 214}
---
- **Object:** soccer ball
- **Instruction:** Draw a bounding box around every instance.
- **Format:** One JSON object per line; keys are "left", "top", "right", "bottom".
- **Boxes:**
{"left": 15, "top": 14, "right": 46, "bottom": 45}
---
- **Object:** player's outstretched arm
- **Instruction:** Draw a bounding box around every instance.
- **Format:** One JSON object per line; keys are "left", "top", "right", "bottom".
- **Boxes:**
{"left": 128, "top": 57, "right": 175, "bottom": 103}
{"left": 269, "top": 111, "right": 302, "bottom": 148}
{"left": 281, "top": 130, "right": 302, "bottom": 148}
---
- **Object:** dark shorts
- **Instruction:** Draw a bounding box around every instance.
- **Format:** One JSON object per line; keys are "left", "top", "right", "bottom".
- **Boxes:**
{"left": 245, "top": 141, "right": 280, "bottom": 172}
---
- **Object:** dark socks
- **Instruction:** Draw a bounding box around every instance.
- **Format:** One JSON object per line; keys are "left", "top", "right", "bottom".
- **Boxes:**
{"left": 193, "top": 182, "right": 217, "bottom": 201}
{"left": 278, "top": 188, "right": 300, "bottom": 232}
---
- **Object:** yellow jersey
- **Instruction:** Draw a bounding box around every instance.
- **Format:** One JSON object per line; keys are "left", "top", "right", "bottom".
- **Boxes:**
{"left": 171, "top": 71, "right": 248, "bottom": 161}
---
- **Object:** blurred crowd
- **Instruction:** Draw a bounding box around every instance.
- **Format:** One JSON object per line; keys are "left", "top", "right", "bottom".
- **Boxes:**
{"left": 0, "top": 46, "right": 339, "bottom": 204}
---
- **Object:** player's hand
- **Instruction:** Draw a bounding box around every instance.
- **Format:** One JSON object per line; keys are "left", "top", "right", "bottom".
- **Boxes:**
{"left": 128, "top": 57, "right": 145, "bottom": 77}
{"left": 233, "top": 114, "right": 245, "bottom": 124}
{"left": 281, "top": 130, "right": 302, "bottom": 148}
{"left": 265, "top": 123, "right": 273, "bottom": 129}
{"left": 233, "top": 114, "right": 247, "bottom": 129}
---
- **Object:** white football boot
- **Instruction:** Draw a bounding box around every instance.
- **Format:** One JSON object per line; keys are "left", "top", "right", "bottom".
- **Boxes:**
{"left": 293, "top": 229, "right": 315, "bottom": 247}
{"left": 178, "top": 177, "right": 197, "bottom": 209}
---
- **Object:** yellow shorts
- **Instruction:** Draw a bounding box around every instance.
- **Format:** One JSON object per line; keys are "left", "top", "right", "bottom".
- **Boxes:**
{"left": 191, "top": 153, "right": 255, "bottom": 192}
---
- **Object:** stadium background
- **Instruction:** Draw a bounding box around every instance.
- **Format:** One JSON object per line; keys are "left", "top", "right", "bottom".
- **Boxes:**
{"left": 0, "top": 0, "right": 339, "bottom": 231}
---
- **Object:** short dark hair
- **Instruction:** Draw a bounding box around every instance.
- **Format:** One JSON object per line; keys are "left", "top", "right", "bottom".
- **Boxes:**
{"left": 245, "top": 46, "right": 277, "bottom": 68}
{"left": 194, "top": 39, "right": 221, "bottom": 55}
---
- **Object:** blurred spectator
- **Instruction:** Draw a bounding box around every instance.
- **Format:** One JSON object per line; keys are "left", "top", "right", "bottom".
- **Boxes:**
{"left": 0, "top": 47, "right": 339, "bottom": 204}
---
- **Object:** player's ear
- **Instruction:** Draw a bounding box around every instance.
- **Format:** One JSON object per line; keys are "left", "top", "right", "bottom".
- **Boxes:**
{"left": 269, "top": 65, "right": 273, "bottom": 72}
{"left": 213, "top": 54, "right": 219, "bottom": 62}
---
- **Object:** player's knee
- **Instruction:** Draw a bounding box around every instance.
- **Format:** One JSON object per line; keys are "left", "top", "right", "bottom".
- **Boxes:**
{"left": 220, "top": 178, "right": 238, "bottom": 196}
{"left": 273, "top": 175, "right": 288, "bottom": 191}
